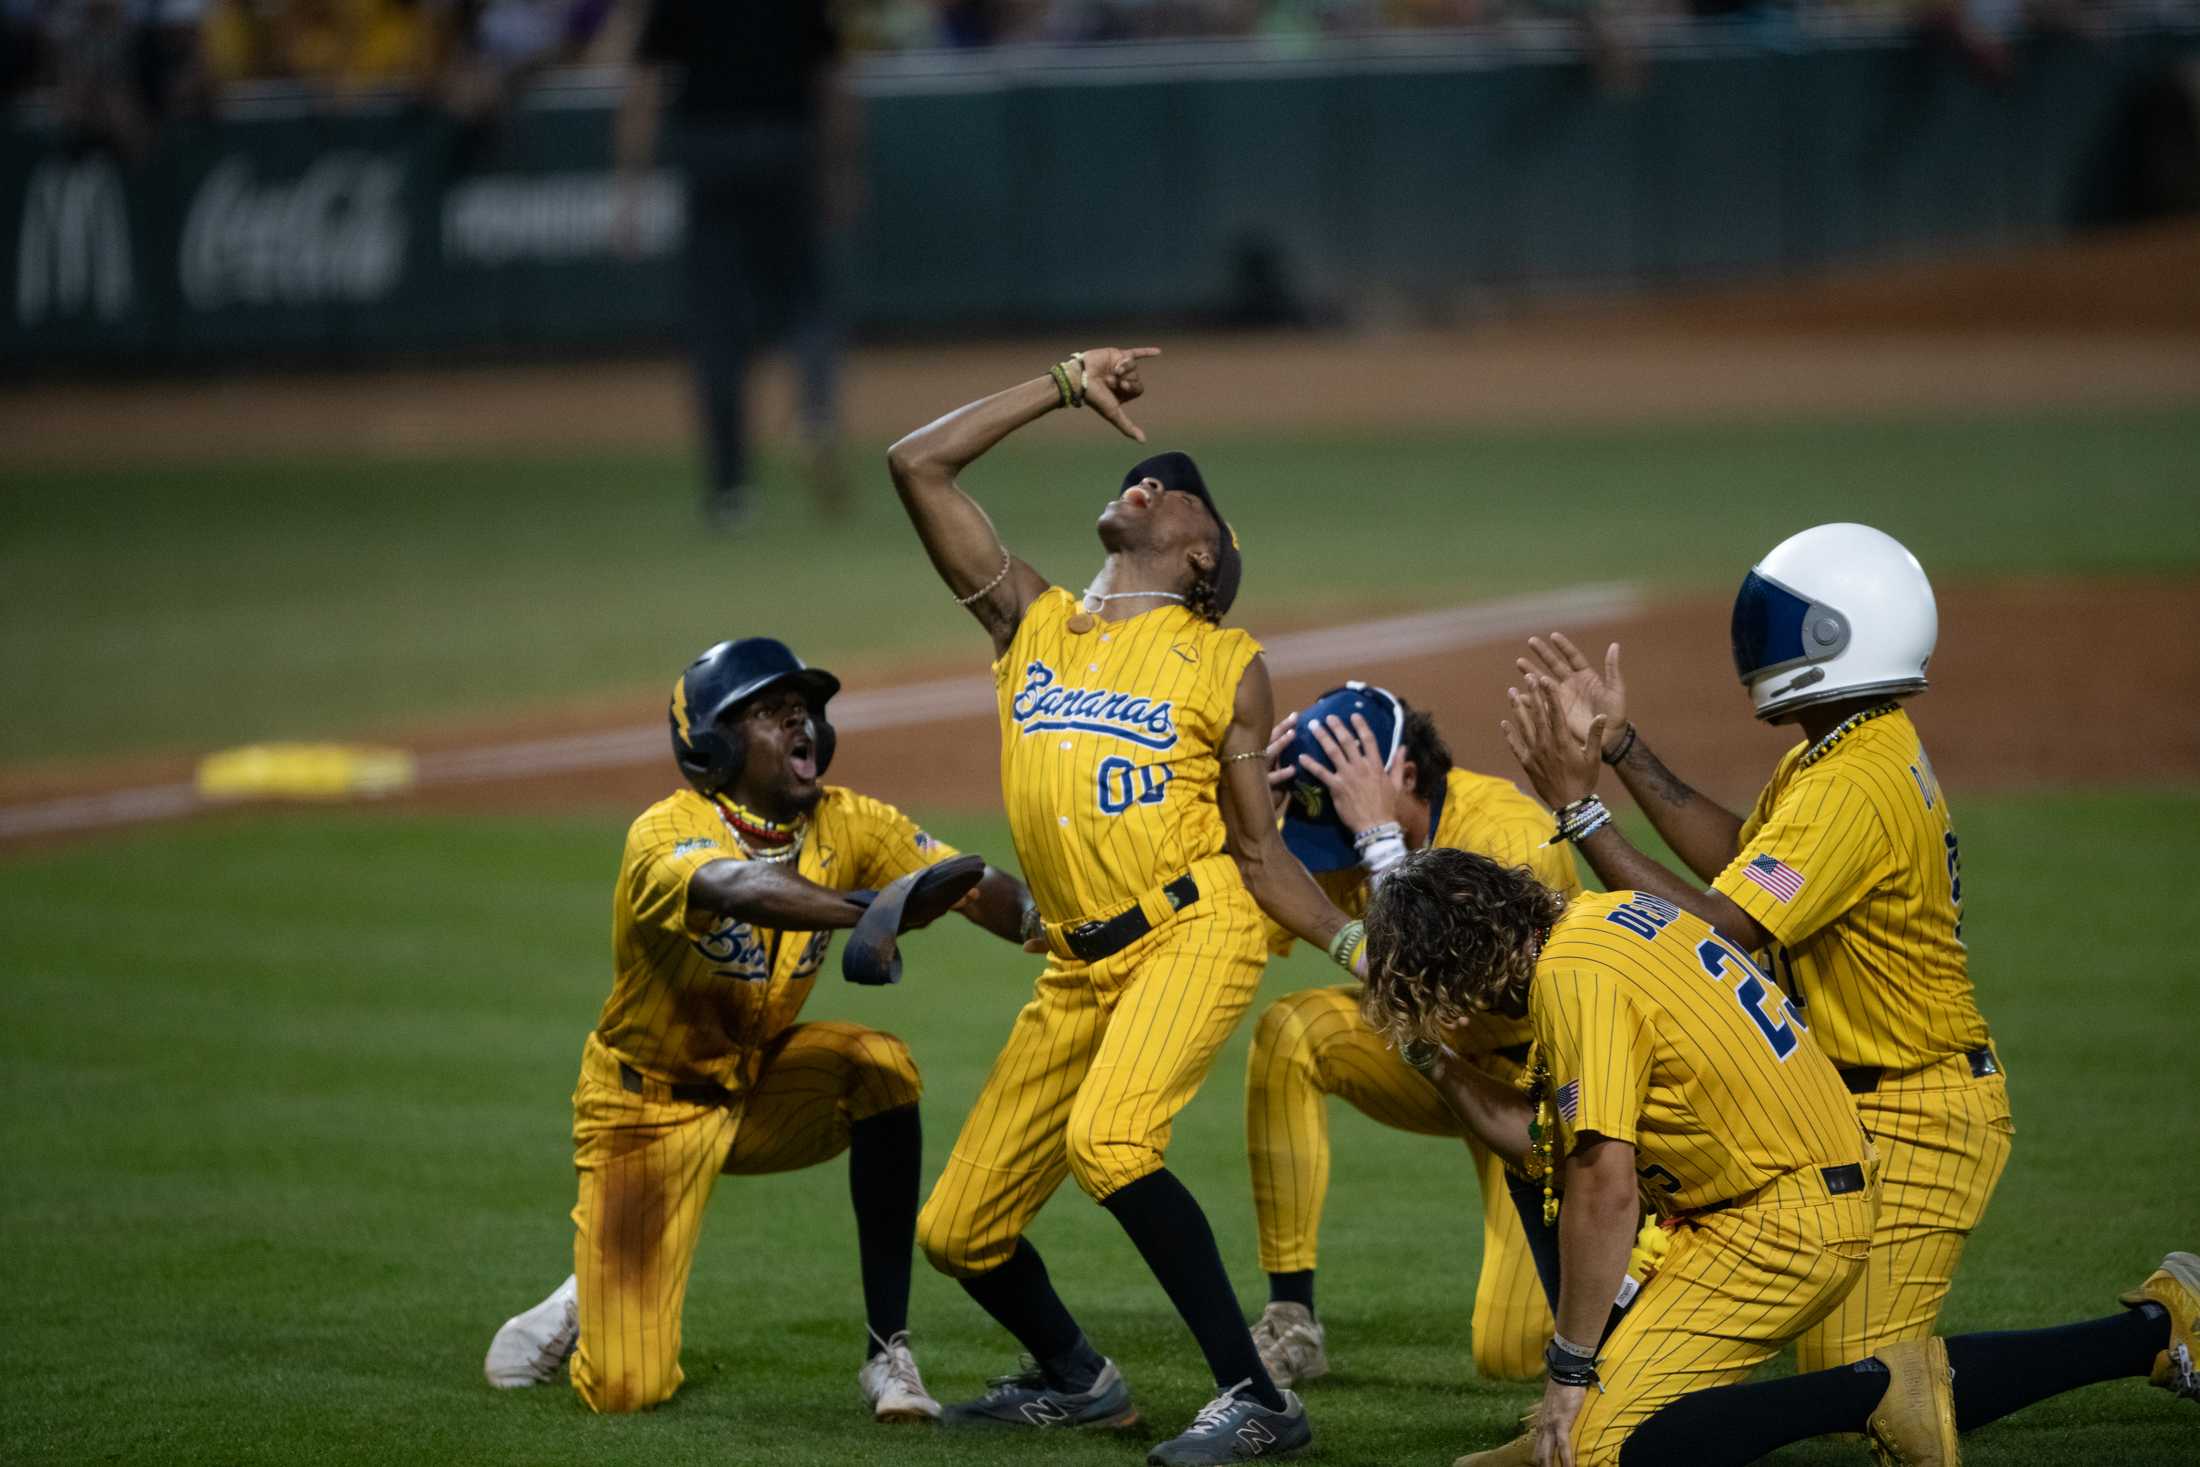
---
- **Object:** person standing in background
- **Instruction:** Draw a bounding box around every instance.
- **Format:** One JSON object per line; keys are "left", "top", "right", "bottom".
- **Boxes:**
{"left": 615, "top": 0, "right": 859, "bottom": 528}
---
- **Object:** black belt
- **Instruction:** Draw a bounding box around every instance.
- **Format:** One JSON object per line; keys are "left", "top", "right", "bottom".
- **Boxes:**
{"left": 1839, "top": 1045, "right": 1999, "bottom": 1095}
{"left": 1494, "top": 1041, "right": 1533, "bottom": 1065}
{"left": 1058, "top": 873, "right": 1201, "bottom": 963}
{"left": 620, "top": 1061, "right": 735, "bottom": 1107}
{"left": 1697, "top": 1162, "right": 1868, "bottom": 1217}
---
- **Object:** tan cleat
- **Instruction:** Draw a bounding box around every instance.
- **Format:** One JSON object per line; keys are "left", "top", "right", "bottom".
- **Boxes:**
{"left": 1452, "top": 1433, "right": 1535, "bottom": 1467}
{"left": 1866, "top": 1337, "right": 1961, "bottom": 1466}
{"left": 1454, "top": 1408, "right": 1541, "bottom": 1467}
{"left": 1251, "top": 1302, "right": 1329, "bottom": 1389}
{"left": 2118, "top": 1251, "right": 2200, "bottom": 1401}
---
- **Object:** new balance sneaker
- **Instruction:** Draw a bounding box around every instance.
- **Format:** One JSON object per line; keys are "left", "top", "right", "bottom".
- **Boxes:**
{"left": 1147, "top": 1380, "right": 1310, "bottom": 1465}
{"left": 1865, "top": 1337, "right": 1960, "bottom": 1466}
{"left": 2120, "top": 1250, "right": 2200, "bottom": 1402}
{"left": 1251, "top": 1303, "right": 1328, "bottom": 1389}
{"left": 943, "top": 1357, "right": 1139, "bottom": 1430}
{"left": 484, "top": 1274, "right": 578, "bottom": 1388}
{"left": 859, "top": 1330, "right": 942, "bottom": 1423}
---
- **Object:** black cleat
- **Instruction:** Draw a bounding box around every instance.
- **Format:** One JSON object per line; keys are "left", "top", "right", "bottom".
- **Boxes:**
{"left": 943, "top": 1357, "right": 1139, "bottom": 1430}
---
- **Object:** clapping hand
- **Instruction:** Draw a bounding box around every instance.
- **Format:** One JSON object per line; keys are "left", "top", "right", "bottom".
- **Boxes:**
{"left": 1502, "top": 673, "right": 1607, "bottom": 813}
{"left": 1517, "top": 633, "right": 1629, "bottom": 760}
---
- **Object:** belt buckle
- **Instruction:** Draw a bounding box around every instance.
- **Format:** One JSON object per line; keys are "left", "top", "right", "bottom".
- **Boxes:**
{"left": 1968, "top": 1046, "right": 2000, "bottom": 1078}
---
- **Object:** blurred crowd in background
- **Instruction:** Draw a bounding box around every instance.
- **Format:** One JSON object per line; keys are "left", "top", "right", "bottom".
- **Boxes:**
{"left": 6, "top": 0, "right": 2149, "bottom": 157}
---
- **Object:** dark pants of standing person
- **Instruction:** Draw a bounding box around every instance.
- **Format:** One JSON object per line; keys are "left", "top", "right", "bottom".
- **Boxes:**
{"left": 675, "top": 119, "right": 841, "bottom": 523}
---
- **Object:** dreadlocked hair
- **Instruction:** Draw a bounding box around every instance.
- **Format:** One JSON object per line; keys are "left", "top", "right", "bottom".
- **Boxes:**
{"left": 1397, "top": 703, "right": 1452, "bottom": 801}
{"left": 1184, "top": 563, "right": 1224, "bottom": 624}
{"left": 1361, "top": 846, "right": 1565, "bottom": 1053}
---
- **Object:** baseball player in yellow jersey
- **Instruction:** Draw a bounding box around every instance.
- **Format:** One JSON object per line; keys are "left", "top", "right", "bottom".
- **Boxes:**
{"left": 1241, "top": 682, "right": 1581, "bottom": 1386}
{"left": 1501, "top": 523, "right": 2014, "bottom": 1374}
{"left": 1377, "top": 776, "right": 2196, "bottom": 1466}
{"left": 482, "top": 637, "right": 1039, "bottom": 1419}
{"left": 886, "top": 347, "right": 1372, "bottom": 1465}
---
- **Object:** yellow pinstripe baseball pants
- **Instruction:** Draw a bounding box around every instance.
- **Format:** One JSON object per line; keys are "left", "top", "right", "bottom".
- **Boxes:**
{"left": 567, "top": 1022, "right": 922, "bottom": 1413}
{"left": 1244, "top": 985, "right": 1552, "bottom": 1380}
{"left": 917, "top": 888, "right": 1267, "bottom": 1279}
{"left": 1795, "top": 1059, "right": 2013, "bottom": 1371}
{"left": 1568, "top": 1174, "right": 1879, "bottom": 1466}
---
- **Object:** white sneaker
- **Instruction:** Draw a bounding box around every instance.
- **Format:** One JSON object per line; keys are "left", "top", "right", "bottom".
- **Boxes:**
{"left": 1251, "top": 1302, "right": 1328, "bottom": 1389}
{"left": 484, "top": 1274, "right": 578, "bottom": 1388}
{"left": 860, "top": 1329, "right": 943, "bottom": 1423}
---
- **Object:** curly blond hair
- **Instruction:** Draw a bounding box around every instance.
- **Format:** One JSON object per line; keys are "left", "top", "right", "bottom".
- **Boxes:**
{"left": 1361, "top": 846, "right": 1565, "bottom": 1052}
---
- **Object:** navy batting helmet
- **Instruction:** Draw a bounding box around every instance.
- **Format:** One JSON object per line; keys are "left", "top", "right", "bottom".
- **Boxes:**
{"left": 1279, "top": 681, "right": 1405, "bottom": 873}
{"left": 669, "top": 638, "right": 841, "bottom": 795}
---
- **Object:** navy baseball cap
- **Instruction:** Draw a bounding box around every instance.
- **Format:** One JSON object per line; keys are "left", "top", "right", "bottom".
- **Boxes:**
{"left": 1122, "top": 451, "right": 1241, "bottom": 617}
{"left": 1280, "top": 681, "right": 1406, "bottom": 873}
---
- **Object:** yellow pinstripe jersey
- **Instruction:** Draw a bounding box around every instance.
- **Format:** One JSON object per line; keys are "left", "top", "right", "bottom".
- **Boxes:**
{"left": 1711, "top": 708, "right": 1987, "bottom": 1074}
{"left": 1274, "top": 768, "right": 1581, "bottom": 1055}
{"left": 997, "top": 586, "right": 1261, "bottom": 925}
{"left": 1534, "top": 890, "right": 1867, "bottom": 1215}
{"left": 595, "top": 786, "right": 959, "bottom": 1089}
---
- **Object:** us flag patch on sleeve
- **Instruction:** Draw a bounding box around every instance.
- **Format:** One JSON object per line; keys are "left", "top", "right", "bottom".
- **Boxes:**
{"left": 1742, "top": 853, "right": 1806, "bottom": 903}
{"left": 1556, "top": 1079, "right": 1580, "bottom": 1122}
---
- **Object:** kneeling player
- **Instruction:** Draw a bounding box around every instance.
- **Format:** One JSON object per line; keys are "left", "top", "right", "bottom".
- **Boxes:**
{"left": 1243, "top": 683, "right": 1580, "bottom": 1385}
{"left": 483, "top": 638, "right": 1035, "bottom": 1419}
{"left": 1368, "top": 854, "right": 2192, "bottom": 1458}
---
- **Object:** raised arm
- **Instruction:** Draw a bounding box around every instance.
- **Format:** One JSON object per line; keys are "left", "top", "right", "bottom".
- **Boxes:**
{"left": 1520, "top": 634, "right": 1744, "bottom": 883}
{"left": 1503, "top": 673, "right": 1771, "bottom": 953}
{"left": 885, "top": 347, "right": 1158, "bottom": 657}
{"left": 1218, "top": 656, "right": 1364, "bottom": 973}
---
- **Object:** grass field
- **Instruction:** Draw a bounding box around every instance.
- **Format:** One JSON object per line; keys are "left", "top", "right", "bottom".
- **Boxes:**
{"left": 5, "top": 793, "right": 2196, "bottom": 1466}
{"left": 5, "top": 405, "right": 2198, "bottom": 762}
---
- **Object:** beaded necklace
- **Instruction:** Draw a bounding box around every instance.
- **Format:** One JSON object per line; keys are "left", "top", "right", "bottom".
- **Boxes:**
{"left": 1517, "top": 925, "right": 1561, "bottom": 1224}
{"left": 714, "top": 795, "right": 807, "bottom": 864}
{"left": 1796, "top": 701, "right": 1902, "bottom": 770}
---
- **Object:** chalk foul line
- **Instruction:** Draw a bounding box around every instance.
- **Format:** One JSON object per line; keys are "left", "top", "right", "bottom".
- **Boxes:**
{"left": 0, "top": 583, "right": 1640, "bottom": 841}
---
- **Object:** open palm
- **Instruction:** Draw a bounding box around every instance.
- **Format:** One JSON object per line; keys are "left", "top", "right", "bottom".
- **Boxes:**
{"left": 1518, "top": 633, "right": 1628, "bottom": 758}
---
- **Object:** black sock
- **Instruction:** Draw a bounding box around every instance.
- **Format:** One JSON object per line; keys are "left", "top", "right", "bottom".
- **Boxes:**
{"left": 1507, "top": 1172, "right": 1633, "bottom": 1346}
{"left": 1102, "top": 1169, "right": 1286, "bottom": 1411}
{"left": 1267, "top": 1270, "right": 1315, "bottom": 1312}
{"left": 956, "top": 1237, "right": 1105, "bottom": 1391}
{"left": 1507, "top": 1172, "right": 1564, "bottom": 1313}
{"left": 1621, "top": 1359, "right": 1890, "bottom": 1467}
{"left": 1946, "top": 1304, "right": 2170, "bottom": 1432}
{"left": 849, "top": 1105, "right": 920, "bottom": 1361}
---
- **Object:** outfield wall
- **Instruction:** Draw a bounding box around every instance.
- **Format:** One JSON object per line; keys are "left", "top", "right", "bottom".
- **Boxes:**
{"left": 5, "top": 22, "right": 2194, "bottom": 370}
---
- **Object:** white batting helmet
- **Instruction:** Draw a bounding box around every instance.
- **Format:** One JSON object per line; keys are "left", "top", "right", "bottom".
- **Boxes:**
{"left": 1730, "top": 523, "right": 1938, "bottom": 720}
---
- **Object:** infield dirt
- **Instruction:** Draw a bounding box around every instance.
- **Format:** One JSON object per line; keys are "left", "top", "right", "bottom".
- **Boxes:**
{"left": 3, "top": 226, "right": 2195, "bottom": 838}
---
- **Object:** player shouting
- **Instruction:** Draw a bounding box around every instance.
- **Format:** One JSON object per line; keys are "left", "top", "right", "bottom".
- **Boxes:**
{"left": 1502, "top": 524, "right": 2009, "bottom": 1374}
{"left": 483, "top": 637, "right": 1035, "bottom": 1420}
{"left": 887, "top": 348, "right": 1366, "bottom": 1464}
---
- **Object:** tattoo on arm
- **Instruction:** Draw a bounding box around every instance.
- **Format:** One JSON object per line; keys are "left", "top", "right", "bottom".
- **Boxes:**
{"left": 1624, "top": 742, "right": 1695, "bottom": 809}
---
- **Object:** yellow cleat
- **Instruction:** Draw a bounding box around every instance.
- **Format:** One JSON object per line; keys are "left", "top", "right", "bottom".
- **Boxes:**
{"left": 2119, "top": 1251, "right": 2200, "bottom": 1401}
{"left": 1865, "top": 1337, "right": 1960, "bottom": 1466}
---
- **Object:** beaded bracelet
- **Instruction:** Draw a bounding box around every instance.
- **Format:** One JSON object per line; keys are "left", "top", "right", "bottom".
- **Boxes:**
{"left": 1549, "top": 795, "right": 1611, "bottom": 845}
{"left": 1326, "top": 918, "right": 1367, "bottom": 972}
{"left": 1352, "top": 821, "right": 1404, "bottom": 851}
